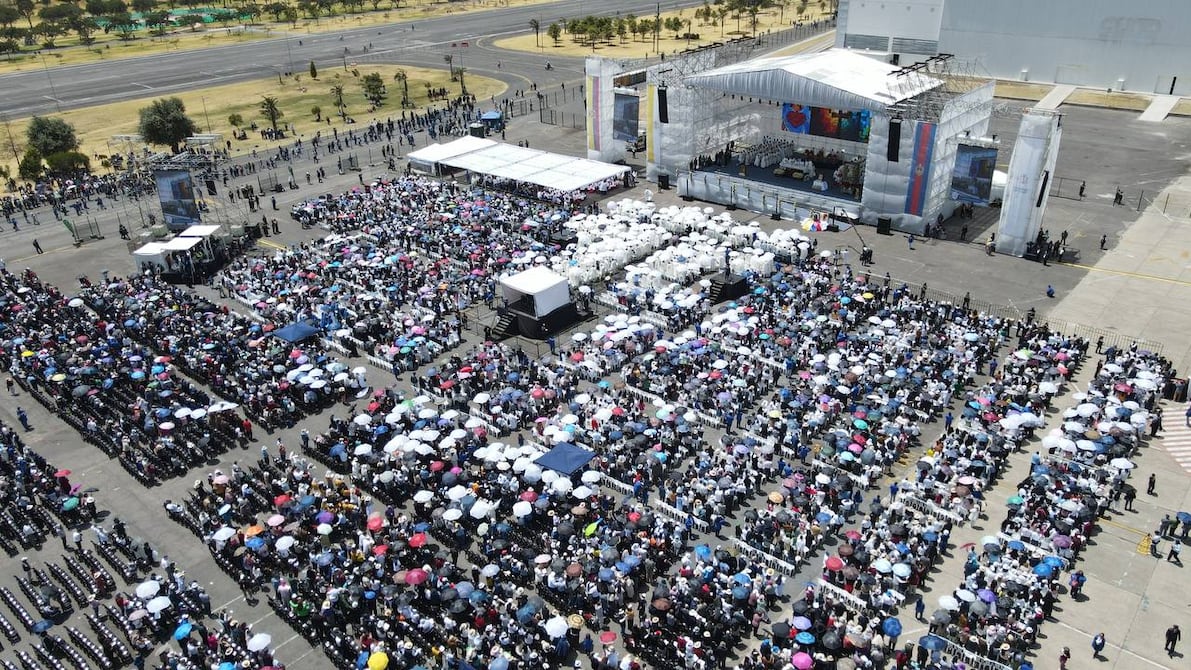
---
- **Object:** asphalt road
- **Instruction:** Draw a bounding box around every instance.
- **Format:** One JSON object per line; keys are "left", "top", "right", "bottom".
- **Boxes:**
{"left": 0, "top": 0, "right": 708, "bottom": 118}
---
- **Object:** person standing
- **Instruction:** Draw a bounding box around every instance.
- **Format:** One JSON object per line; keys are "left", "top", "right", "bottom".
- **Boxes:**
{"left": 1092, "top": 632, "right": 1106, "bottom": 658}
{"left": 32, "top": 239, "right": 42, "bottom": 254}
{"left": 1124, "top": 487, "right": 1137, "bottom": 511}
{"left": 1100, "top": 234, "right": 1108, "bottom": 250}
{"left": 1167, "top": 625, "right": 1181, "bottom": 656}
{"left": 1148, "top": 473, "right": 1158, "bottom": 496}
{"left": 1151, "top": 530, "right": 1162, "bottom": 557}
{"left": 1150, "top": 409, "right": 1164, "bottom": 437}
{"left": 1167, "top": 539, "right": 1182, "bottom": 564}
{"left": 1059, "top": 646, "right": 1071, "bottom": 670}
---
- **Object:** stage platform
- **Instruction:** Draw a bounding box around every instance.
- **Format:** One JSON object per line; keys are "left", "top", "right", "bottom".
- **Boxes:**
{"left": 676, "top": 166, "right": 862, "bottom": 222}
{"left": 698, "top": 160, "right": 862, "bottom": 203}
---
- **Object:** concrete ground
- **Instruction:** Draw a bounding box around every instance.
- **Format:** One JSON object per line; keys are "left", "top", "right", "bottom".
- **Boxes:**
{"left": 0, "top": 78, "right": 1189, "bottom": 670}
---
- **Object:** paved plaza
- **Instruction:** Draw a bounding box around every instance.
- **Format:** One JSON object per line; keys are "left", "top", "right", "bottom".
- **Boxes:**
{"left": 0, "top": 41, "right": 1189, "bottom": 670}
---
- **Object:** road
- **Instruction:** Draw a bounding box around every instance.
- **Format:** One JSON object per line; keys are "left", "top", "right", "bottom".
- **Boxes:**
{"left": 0, "top": 0, "right": 708, "bottom": 118}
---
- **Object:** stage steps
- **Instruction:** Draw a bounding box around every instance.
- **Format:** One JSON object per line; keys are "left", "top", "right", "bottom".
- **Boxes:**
{"left": 491, "top": 313, "right": 518, "bottom": 340}
{"left": 707, "top": 272, "right": 750, "bottom": 305}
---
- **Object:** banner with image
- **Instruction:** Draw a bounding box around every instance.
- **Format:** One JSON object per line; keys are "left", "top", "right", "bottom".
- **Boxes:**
{"left": 155, "top": 170, "right": 201, "bottom": 230}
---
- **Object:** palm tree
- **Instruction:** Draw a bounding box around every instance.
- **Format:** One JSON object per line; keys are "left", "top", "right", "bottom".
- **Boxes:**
{"left": 259, "top": 95, "right": 283, "bottom": 133}
{"left": 394, "top": 69, "right": 409, "bottom": 107}
{"left": 529, "top": 18, "right": 540, "bottom": 47}
{"left": 330, "top": 84, "right": 345, "bottom": 117}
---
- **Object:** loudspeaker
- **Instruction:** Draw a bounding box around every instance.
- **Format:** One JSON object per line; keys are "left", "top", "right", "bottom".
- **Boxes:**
{"left": 205, "top": 179, "right": 217, "bottom": 196}
{"left": 1036, "top": 170, "right": 1049, "bottom": 207}
{"left": 658, "top": 87, "right": 669, "bottom": 124}
{"left": 886, "top": 119, "right": 901, "bottom": 162}
{"left": 876, "top": 216, "right": 892, "bottom": 235}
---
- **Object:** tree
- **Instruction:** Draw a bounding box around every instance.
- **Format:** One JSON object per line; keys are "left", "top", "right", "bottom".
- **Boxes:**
{"left": 546, "top": 21, "right": 560, "bottom": 45}
{"left": 17, "top": 146, "right": 42, "bottom": 181}
{"left": 329, "top": 83, "right": 345, "bottom": 115}
{"left": 361, "top": 71, "right": 385, "bottom": 105}
{"left": 394, "top": 68, "right": 408, "bottom": 105}
{"left": 0, "top": 38, "right": 19, "bottom": 58}
{"left": 528, "top": 17, "right": 538, "bottom": 47}
{"left": 143, "top": 10, "right": 172, "bottom": 36}
{"left": 106, "top": 12, "right": 138, "bottom": 39}
{"left": 15, "top": 0, "right": 36, "bottom": 31}
{"left": 262, "top": 1, "right": 286, "bottom": 20}
{"left": 138, "top": 97, "right": 198, "bottom": 152}
{"left": 615, "top": 17, "right": 626, "bottom": 43}
{"left": 26, "top": 116, "right": 79, "bottom": 156}
{"left": 44, "top": 150, "right": 89, "bottom": 176}
{"left": 259, "top": 95, "right": 283, "bottom": 132}
{"left": 0, "top": 5, "right": 20, "bottom": 29}
{"left": 310, "top": 105, "right": 321, "bottom": 121}
{"left": 130, "top": 0, "right": 155, "bottom": 12}
{"left": 227, "top": 112, "right": 243, "bottom": 127}
{"left": 305, "top": 60, "right": 317, "bottom": 79}
{"left": 34, "top": 20, "right": 67, "bottom": 47}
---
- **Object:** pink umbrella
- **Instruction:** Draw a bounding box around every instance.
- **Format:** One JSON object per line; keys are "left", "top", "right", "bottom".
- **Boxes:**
{"left": 405, "top": 568, "right": 430, "bottom": 585}
{"left": 792, "top": 652, "right": 814, "bottom": 670}
{"left": 266, "top": 514, "right": 285, "bottom": 527}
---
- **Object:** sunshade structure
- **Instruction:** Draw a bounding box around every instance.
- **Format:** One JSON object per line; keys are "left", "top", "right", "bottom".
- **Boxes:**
{"left": 406, "top": 135, "right": 497, "bottom": 175}
{"left": 534, "top": 442, "right": 596, "bottom": 476}
{"left": 684, "top": 49, "right": 942, "bottom": 111}
{"left": 412, "top": 137, "right": 629, "bottom": 192}
{"left": 272, "top": 320, "right": 321, "bottom": 344}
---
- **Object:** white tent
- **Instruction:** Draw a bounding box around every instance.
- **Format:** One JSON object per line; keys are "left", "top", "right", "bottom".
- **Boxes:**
{"left": 439, "top": 144, "right": 629, "bottom": 192}
{"left": 179, "top": 224, "right": 222, "bottom": 237}
{"left": 406, "top": 136, "right": 497, "bottom": 175}
{"left": 500, "top": 266, "right": 570, "bottom": 318}
{"left": 684, "top": 48, "right": 942, "bottom": 110}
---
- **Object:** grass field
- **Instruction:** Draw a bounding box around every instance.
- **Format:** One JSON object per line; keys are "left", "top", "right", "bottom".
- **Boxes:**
{"left": 492, "top": 3, "right": 832, "bottom": 60}
{"left": 0, "top": 0, "right": 555, "bottom": 75}
{"left": 0, "top": 64, "right": 504, "bottom": 175}
{"left": 993, "top": 81, "right": 1051, "bottom": 102}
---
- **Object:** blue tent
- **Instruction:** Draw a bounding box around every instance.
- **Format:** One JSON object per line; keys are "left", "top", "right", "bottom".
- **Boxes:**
{"left": 273, "top": 320, "right": 321, "bottom": 343}
{"left": 480, "top": 110, "right": 503, "bottom": 121}
{"left": 534, "top": 443, "right": 595, "bottom": 475}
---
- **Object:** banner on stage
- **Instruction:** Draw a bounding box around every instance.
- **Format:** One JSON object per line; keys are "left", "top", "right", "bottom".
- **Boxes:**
{"left": 904, "top": 122, "right": 936, "bottom": 216}
{"left": 950, "top": 144, "right": 998, "bottom": 206}
{"left": 782, "top": 103, "right": 871, "bottom": 143}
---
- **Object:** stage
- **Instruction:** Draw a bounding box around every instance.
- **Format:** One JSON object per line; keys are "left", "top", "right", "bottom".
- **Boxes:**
{"left": 677, "top": 166, "right": 862, "bottom": 222}
{"left": 696, "top": 159, "right": 862, "bottom": 203}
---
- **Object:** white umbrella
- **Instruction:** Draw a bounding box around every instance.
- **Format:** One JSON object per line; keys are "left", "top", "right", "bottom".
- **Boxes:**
{"left": 146, "top": 596, "right": 172, "bottom": 613}
{"left": 551, "top": 478, "right": 573, "bottom": 494}
{"left": 443, "top": 509, "right": 463, "bottom": 521}
{"left": 581, "top": 470, "right": 602, "bottom": 484}
{"left": 317, "top": 523, "right": 333, "bottom": 535}
{"left": 135, "top": 581, "right": 160, "bottom": 599}
{"left": 212, "top": 527, "right": 236, "bottom": 542}
{"left": 481, "top": 564, "right": 500, "bottom": 577}
{"left": 353, "top": 414, "right": 372, "bottom": 426}
{"left": 938, "top": 595, "right": 960, "bottom": 611}
{"left": 572, "top": 486, "right": 594, "bottom": 499}
{"left": 473, "top": 392, "right": 490, "bottom": 405}
{"left": 447, "top": 485, "right": 470, "bottom": 501}
{"left": 1109, "top": 458, "right": 1135, "bottom": 470}
{"left": 512, "top": 501, "right": 533, "bottom": 517}
{"left": 956, "top": 589, "right": 977, "bottom": 603}
{"left": 413, "top": 490, "right": 435, "bottom": 503}
{"left": 247, "top": 633, "right": 272, "bottom": 652}
{"left": 544, "top": 616, "right": 569, "bottom": 638}
{"left": 353, "top": 444, "right": 373, "bottom": 456}
{"left": 275, "top": 536, "right": 296, "bottom": 551}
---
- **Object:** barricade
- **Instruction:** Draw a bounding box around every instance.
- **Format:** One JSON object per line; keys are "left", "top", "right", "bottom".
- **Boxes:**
{"left": 938, "top": 636, "right": 1014, "bottom": 670}
{"left": 731, "top": 538, "right": 799, "bottom": 577}
{"left": 816, "top": 579, "right": 869, "bottom": 614}
{"left": 896, "top": 492, "right": 964, "bottom": 524}
{"left": 996, "top": 532, "right": 1054, "bottom": 562}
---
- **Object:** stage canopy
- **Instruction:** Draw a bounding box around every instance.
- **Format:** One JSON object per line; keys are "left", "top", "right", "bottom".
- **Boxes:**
{"left": 439, "top": 142, "right": 630, "bottom": 192}
{"left": 534, "top": 442, "right": 596, "bottom": 475}
{"left": 684, "top": 48, "right": 942, "bottom": 110}
{"left": 179, "top": 224, "right": 222, "bottom": 238}
{"left": 406, "top": 135, "right": 497, "bottom": 173}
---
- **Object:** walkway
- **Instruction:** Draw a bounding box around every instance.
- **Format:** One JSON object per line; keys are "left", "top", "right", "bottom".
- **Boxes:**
{"left": 1137, "top": 95, "right": 1181, "bottom": 123}
{"left": 1156, "top": 402, "right": 1191, "bottom": 474}
{"left": 1035, "top": 84, "right": 1077, "bottom": 110}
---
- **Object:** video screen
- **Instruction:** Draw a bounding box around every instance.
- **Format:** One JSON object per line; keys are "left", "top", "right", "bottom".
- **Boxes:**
{"left": 155, "top": 170, "right": 201, "bottom": 230}
{"left": 782, "top": 103, "right": 871, "bottom": 143}
{"left": 950, "top": 144, "right": 998, "bottom": 205}
{"left": 613, "top": 93, "right": 640, "bottom": 143}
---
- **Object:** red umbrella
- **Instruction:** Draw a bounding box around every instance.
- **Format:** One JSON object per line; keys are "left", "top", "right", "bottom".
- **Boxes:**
{"left": 405, "top": 568, "right": 429, "bottom": 585}
{"left": 430, "top": 461, "right": 445, "bottom": 472}
{"left": 367, "top": 516, "right": 384, "bottom": 532}
{"left": 599, "top": 631, "right": 617, "bottom": 644}
{"left": 55, "top": 469, "right": 71, "bottom": 478}
{"left": 372, "top": 545, "right": 388, "bottom": 556}
{"left": 409, "top": 532, "right": 427, "bottom": 549}
{"left": 520, "top": 491, "right": 538, "bottom": 502}
{"left": 273, "top": 494, "right": 292, "bottom": 506}
{"left": 825, "top": 556, "right": 845, "bottom": 571}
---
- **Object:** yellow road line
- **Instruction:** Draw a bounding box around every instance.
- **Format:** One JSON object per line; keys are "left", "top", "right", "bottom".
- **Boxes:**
{"left": 257, "top": 239, "right": 287, "bottom": 250}
{"left": 1056, "top": 261, "right": 1191, "bottom": 286}
{"left": 1102, "top": 517, "right": 1149, "bottom": 536}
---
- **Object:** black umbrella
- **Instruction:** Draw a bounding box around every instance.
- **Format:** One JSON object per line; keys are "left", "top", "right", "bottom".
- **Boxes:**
{"left": 772, "top": 622, "right": 791, "bottom": 639}
{"left": 821, "top": 631, "right": 842, "bottom": 650}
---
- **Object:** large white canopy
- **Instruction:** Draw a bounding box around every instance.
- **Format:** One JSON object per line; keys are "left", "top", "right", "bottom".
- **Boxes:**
{"left": 406, "top": 135, "right": 497, "bottom": 165}
{"left": 684, "top": 48, "right": 942, "bottom": 111}
{"left": 438, "top": 142, "right": 629, "bottom": 192}
{"left": 179, "top": 224, "right": 221, "bottom": 238}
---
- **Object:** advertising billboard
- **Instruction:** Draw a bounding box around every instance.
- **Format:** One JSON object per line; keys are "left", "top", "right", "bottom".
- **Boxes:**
{"left": 950, "top": 144, "right": 998, "bottom": 205}
{"left": 155, "top": 170, "right": 201, "bottom": 230}
{"left": 613, "top": 93, "right": 641, "bottom": 143}
{"left": 782, "top": 103, "right": 872, "bottom": 143}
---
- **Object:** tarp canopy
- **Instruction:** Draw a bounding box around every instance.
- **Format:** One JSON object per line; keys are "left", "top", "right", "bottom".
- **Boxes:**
{"left": 534, "top": 443, "right": 596, "bottom": 475}
{"left": 406, "top": 136, "right": 497, "bottom": 167}
{"left": 500, "top": 266, "right": 567, "bottom": 296}
{"left": 272, "top": 320, "right": 321, "bottom": 343}
{"left": 132, "top": 242, "right": 169, "bottom": 257}
{"left": 159, "top": 237, "right": 204, "bottom": 252}
{"left": 684, "top": 48, "right": 942, "bottom": 111}
{"left": 480, "top": 110, "right": 503, "bottom": 121}
{"left": 439, "top": 143, "right": 629, "bottom": 192}
{"left": 179, "top": 224, "right": 222, "bottom": 238}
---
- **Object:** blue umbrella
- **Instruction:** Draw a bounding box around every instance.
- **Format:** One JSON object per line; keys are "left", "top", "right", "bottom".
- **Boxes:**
{"left": 795, "top": 631, "right": 816, "bottom": 645}
{"left": 245, "top": 537, "right": 266, "bottom": 550}
{"left": 468, "top": 590, "right": 489, "bottom": 605}
{"left": 694, "top": 544, "right": 712, "bottom": 560}
{"left": 1177, "top": 512, "right": 1191, "bottom": 524}
{"left": 174, "top": 621, "right": 193, "bottom": 640}
{"left": 923, "top": 531, "right": 938, "bottom": 542}
{"left": 598, "top": 568, "right": 614, "bottom": 582}
{"left": 882, "top": 617, "right": 902, "bottom": 637}
{"left": 731, "top": 586, "right": 749, "bottom": 600}
{"left": 221, "top": 663, "right": 238, "bottom": 670}
{"left": 1007, "top": 540, "right": 1026, "bottom": 551}
{"left": 1032, "top": 563, "right": 1054, "bottom": 577}
{"left": 815, "top": 512, "right": 832, "bottom": 523}
{"left": 1042, "top": 555, "right": 1066, "bottom": 568}
{"left": 31, "top": 620, "right": 52, "bottom": 634}
{"left": 919, "top": 635, "right": 947, "bottom": 651}
{"left": 733, "top": 572, "right": 752, "bottom": 585}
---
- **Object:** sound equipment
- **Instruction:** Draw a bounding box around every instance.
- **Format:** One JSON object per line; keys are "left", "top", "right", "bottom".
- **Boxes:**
{"left": 876, "top": 216, "right": 892, "bottom": 235}
{"left": 886, "top": 119, "right": 901, "bottom": 162}
{"left": 658, "top": 87, "right": 669, "bottom": 124}
{"left": 657, "top": 174, "right": 670, "bottom": 190}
